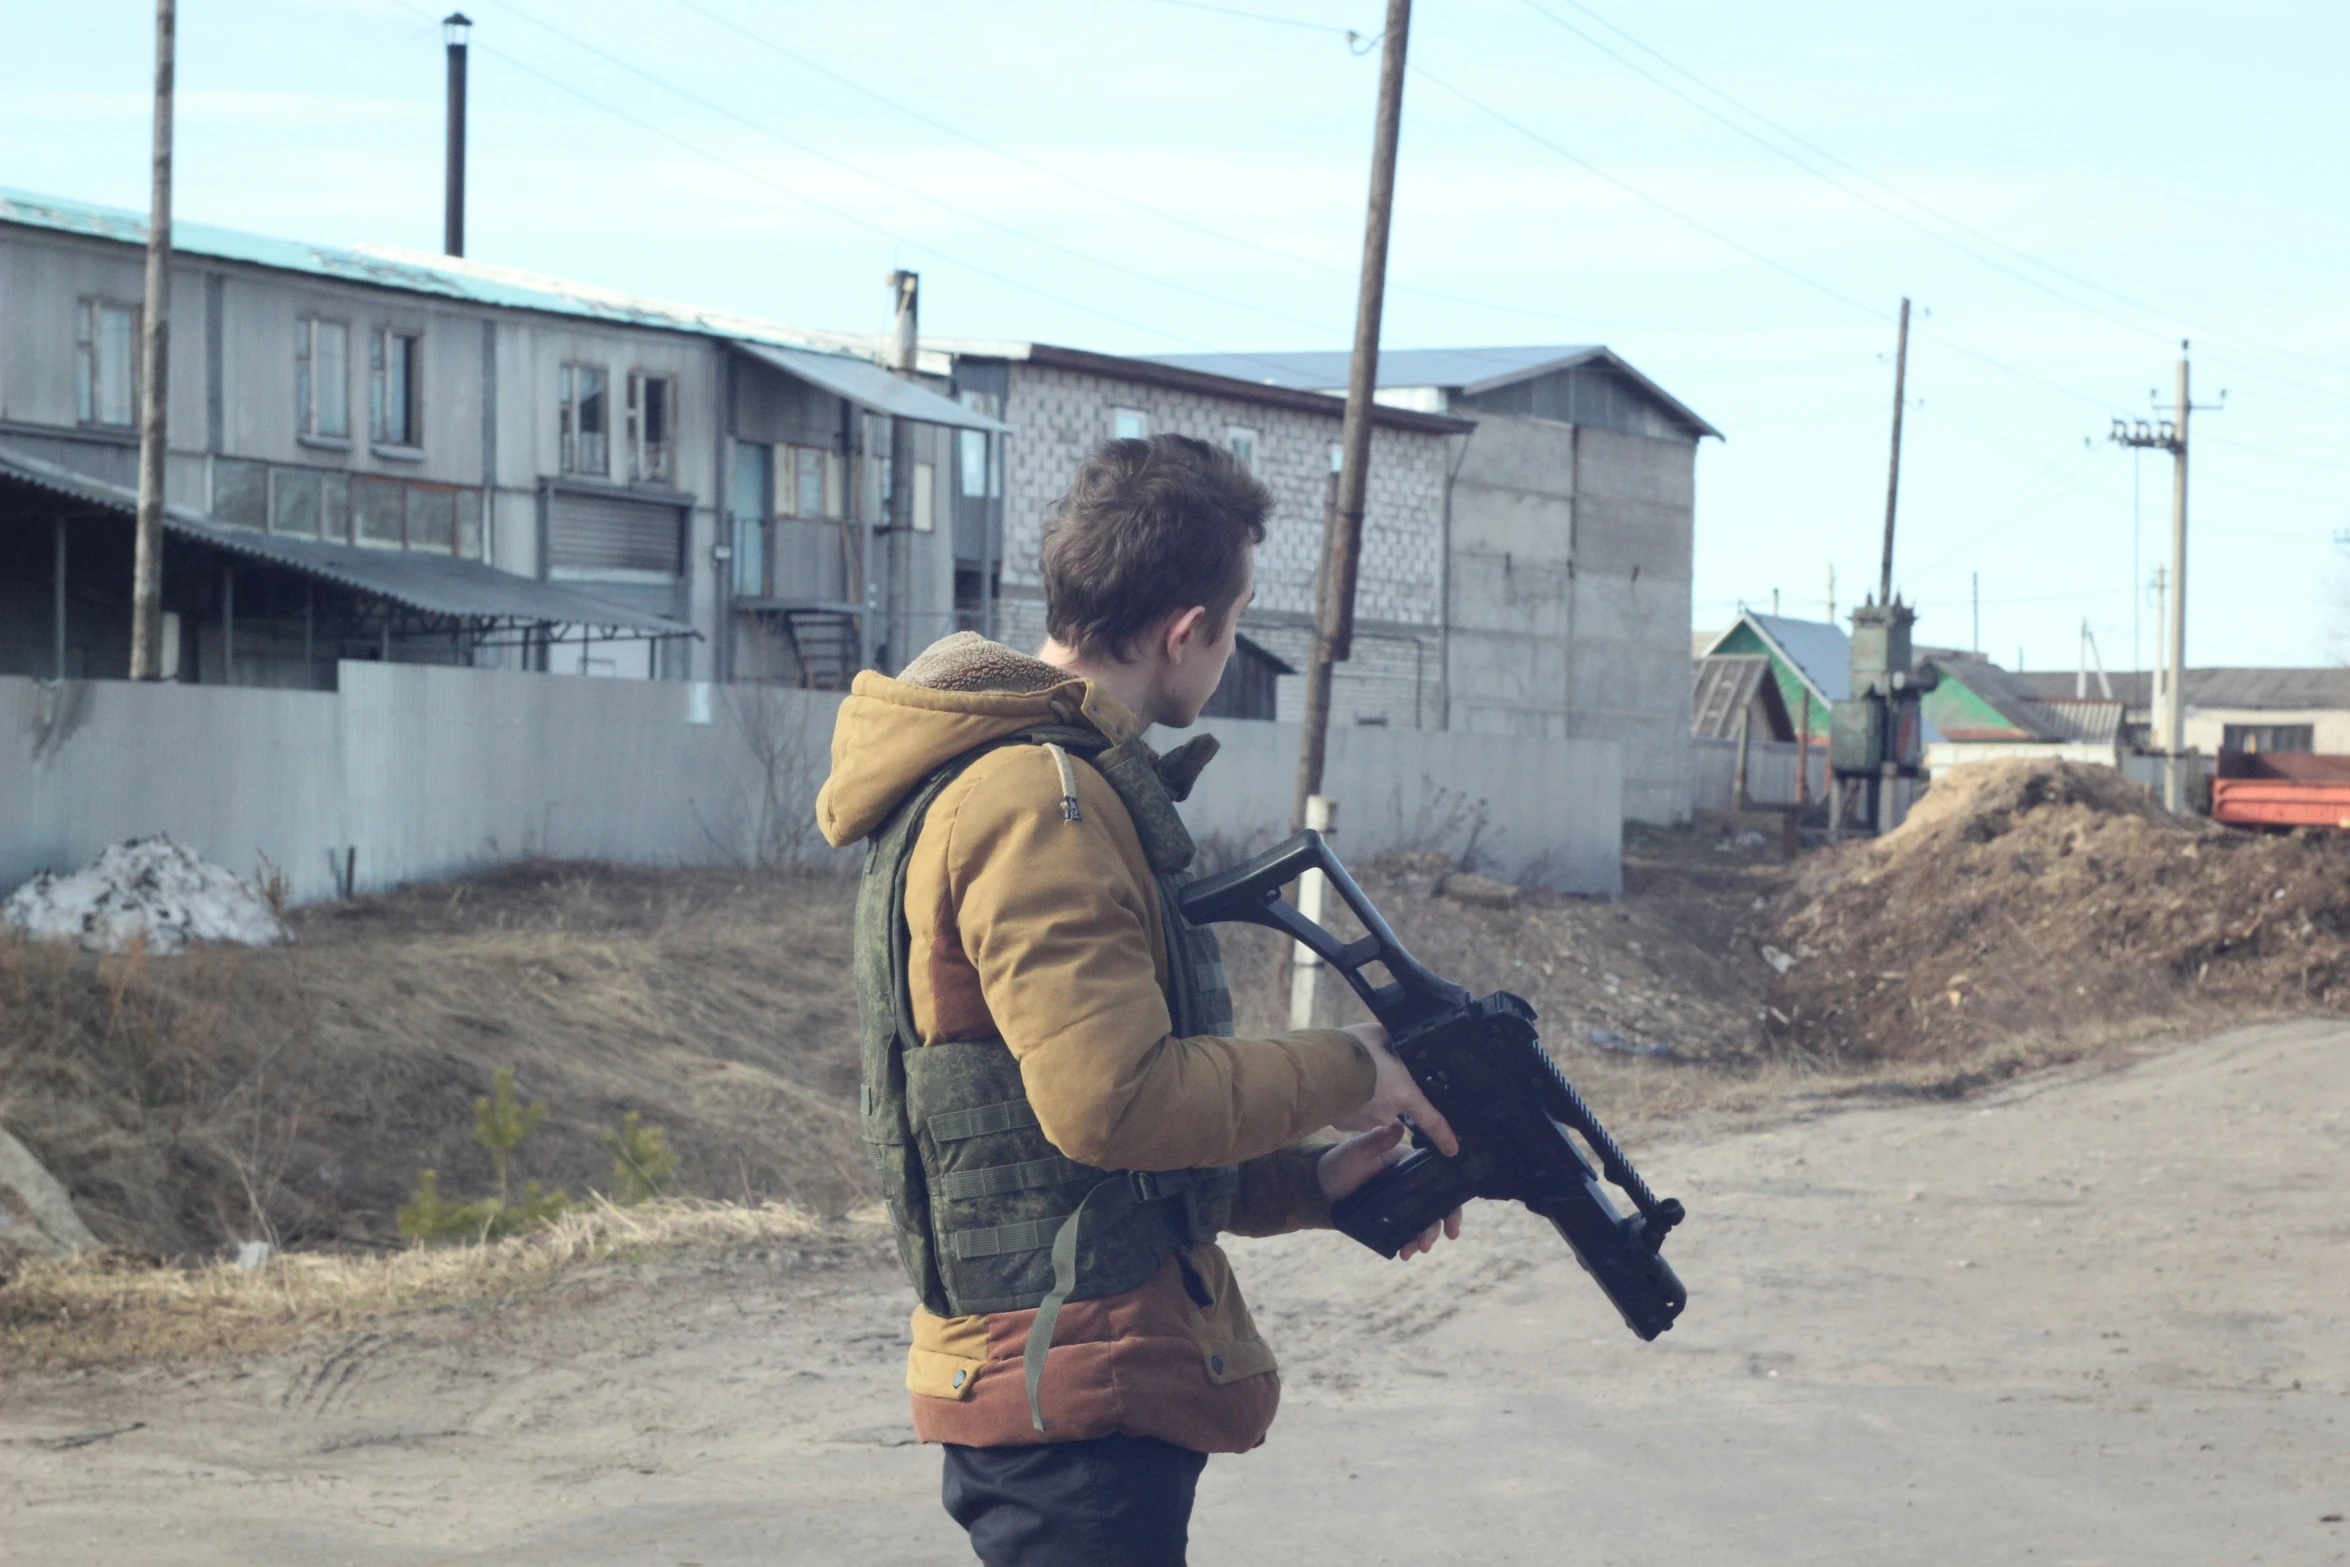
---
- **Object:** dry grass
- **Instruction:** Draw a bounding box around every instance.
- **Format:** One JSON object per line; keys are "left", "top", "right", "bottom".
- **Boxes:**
{"left": 0, "top": 1197, "right": 831, "bottom": 1369}
{"left": 0, "top": 863, "right": 870, "bottom": 1258}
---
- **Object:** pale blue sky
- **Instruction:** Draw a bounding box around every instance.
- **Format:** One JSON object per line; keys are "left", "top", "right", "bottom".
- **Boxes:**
{"left": 6, "top": 0, "right": 2345, "bottom": 672}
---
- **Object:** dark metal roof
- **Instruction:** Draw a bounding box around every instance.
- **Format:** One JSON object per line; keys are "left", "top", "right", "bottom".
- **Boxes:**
{"left": 1690, "top": 654, "right": 1793, "bottom": 741}
{"left": 1145, "top": 345, "right": 1721, "bottom": 440}
{"left": 733, "top": 341, "right": 1010, "bottom": 432}
{"left": 2011, "top": 667, "right": 2350, "bottom": 712}
{"left": 946, "top": 343, "right": 1473, "bottom": 435}
{"left": 0, "top": 445, "right": 691, "bottom": 635}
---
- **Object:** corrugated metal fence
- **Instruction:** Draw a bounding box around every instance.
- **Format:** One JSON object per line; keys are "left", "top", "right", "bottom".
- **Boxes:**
{"left": 1691, "top": 735, "right": 1828, "bottom": 813}
{"left": 3, "top": 667, "right": 1623, "bottom": 903}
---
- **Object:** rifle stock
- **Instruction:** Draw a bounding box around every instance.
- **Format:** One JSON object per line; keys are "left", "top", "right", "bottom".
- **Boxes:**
{"left": 1179, "top": 831, "right": 1687, "bottom": 1341}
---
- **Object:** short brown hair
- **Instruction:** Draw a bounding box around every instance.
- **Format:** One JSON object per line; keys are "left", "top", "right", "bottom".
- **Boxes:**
{"left": 1041, "top": 435, "right": 1269, "bottom": 661}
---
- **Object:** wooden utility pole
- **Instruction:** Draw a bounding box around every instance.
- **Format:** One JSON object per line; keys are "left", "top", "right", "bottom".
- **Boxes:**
{"left": 1293, "top": 0, "right": 1410, "bottom": 829}
{"left": 128, "top": 0, "right": 175, "bottom": 680}
{"left": 1878, "top": 297, "right": 1910, "bottom": 608}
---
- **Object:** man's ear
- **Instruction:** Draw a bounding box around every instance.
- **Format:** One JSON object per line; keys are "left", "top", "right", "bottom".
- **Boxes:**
{"left": 1162, "top": 603, "right": 1212, "bottom": 660}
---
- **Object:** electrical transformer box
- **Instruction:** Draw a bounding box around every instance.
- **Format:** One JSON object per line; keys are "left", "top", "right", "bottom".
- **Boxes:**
{"left": 1830, "top": 698, "right": 1884, "bottom": 773}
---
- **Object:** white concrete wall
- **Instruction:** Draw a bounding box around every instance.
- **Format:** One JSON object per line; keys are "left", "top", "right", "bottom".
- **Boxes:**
{"left": 2, "top": 667, "right": 1623, "bottom": 906}
{"left": 1446, "top": 412, "right": 1696, "bottom": 826}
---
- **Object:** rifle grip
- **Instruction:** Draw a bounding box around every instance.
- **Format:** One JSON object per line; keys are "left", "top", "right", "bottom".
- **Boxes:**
{"left": 1330, "top": 1146, "right": 1479, "bottom": 1259}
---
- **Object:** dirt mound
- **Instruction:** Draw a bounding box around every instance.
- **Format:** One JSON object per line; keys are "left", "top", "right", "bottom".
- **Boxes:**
{"left": 0, "top": 865, "right": 868, "bottom": 1258}
{"left": 1768, "top": 759, "right": 2350, "bottom": 1062}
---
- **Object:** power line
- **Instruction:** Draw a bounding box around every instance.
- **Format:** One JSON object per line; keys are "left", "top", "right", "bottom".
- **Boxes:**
{"left": 1530, "top": 0, "right": 2350, "bottom": 388}
{"left": 665, "top": 0, "right": 1825, "bottom": 341}
{"left": 388, "top": 4, "right": 1226, "bottom": 349}
{"left": 479, "top": 0, "right": 1355, "bottom": 341}
{"left": 1514, "top": 0, "right": 2171, "bottom": 351}
{"left": 1410, "top": 63, "right": 2138, "bottom": 419}
{"left": 1143, "top": 0, "right": 1358, "bottom": 34}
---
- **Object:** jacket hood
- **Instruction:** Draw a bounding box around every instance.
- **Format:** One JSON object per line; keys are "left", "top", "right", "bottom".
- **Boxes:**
{"left": 814, "top": 633, "right": 1149, "bottom": 846}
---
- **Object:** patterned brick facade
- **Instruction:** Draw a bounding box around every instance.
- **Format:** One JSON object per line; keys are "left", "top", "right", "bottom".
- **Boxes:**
{"left": 992, "top": 361, "right": 1454, "bottom": 729}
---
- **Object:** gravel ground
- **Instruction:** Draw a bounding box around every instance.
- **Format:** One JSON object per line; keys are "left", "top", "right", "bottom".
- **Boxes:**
{"left": 5, "top": 1017, "right": 2344, "bottom": 1566}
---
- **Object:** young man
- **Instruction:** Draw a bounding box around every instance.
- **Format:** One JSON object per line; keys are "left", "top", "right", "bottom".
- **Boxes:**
{"left": 815, "top": 434, "right": 1460, "bottom": 1567}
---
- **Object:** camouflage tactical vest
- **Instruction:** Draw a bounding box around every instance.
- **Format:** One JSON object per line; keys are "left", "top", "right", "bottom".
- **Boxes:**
{"left": 854, "top": 725, "right": 1236, "bottom": 1431}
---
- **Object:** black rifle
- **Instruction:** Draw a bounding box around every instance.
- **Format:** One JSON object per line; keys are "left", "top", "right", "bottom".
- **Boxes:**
{"left": 1179, "top": 831, "right": 1687, "bottom": 1340}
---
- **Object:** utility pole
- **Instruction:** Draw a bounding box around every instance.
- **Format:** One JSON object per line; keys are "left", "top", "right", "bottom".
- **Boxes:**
{"left": 128, "top": 0, "right": 175, "bottom": 681}
{"left": 444, "top": 14, "right": 471, "bottom": 257}
{"left": 1971, "top": 571, "right": 1980, "bottom": 656}
{"left": 1878, "top": 297, "right": 1911, "bottom": 607}
{"left": 1826, "top": 563, "right": 1835, "bottom": 624}
{"left": 2110, "top": 342, "right": 2220, "bottom": 812}
{"left": 1293, "top": 0, "right": 1410, "bottom": 830}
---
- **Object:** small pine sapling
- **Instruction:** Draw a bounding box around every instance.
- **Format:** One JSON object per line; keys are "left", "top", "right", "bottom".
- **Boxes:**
{"left": 474, "top": 1067, "right": 547, "bottom": 1205}
{"left": 602, "top": 1111, "right": 679, "bottom": 1206}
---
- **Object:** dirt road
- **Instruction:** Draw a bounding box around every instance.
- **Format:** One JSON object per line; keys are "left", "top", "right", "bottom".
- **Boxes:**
{"left": 6, "top": 1019, "right": 2345, "bottom": 1565}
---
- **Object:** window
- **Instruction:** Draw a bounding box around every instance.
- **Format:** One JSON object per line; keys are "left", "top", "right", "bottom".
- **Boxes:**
{"left": 354, "top": 474, "right": 407, "bottom": 546}
{"left": 627, "top": 371, "right": 676, "bottom": 483}
{"left": 1329, "top": 441, "right": 1344, "bottom": 474}
{"left": 731, "top": 439, "right": 771, "bottom": 598}
{"left": 959, "top": 428, "right": 990, "bottom": 498}
{"left": 2222, "top": 723, "right": 2314, "bottom": 754}
{"left": 370, "top": 329, "right": 421, "bottom": 447}
{"left": 913, "top": 461, "right": 936, "bottom": 534}
{"left": 213, "top": 459, "right": 268, "bottom": 528}
{"left": 789, "top": 445, "right": 828, "bottom": 518}
{"left": 295, "top": 316, "right": 350, "bottom": 439}
{"left": 1227, "top": 426, "right": 1259, "bottom": 469}
{"left": 1113, "top": 407, "right": 1148, "bottom": 441}
{"left": 270, "top": 467, "right": 322, "bottom": 538}
{"left": 76, "top": 300, "right": 138, "bottom": 427}
{"left": 560, "top": 362, "right": 609, "bottom": 475}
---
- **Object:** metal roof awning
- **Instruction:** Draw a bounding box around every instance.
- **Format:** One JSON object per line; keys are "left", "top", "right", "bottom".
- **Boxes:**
{"left": 0, "top": 445, "right": 692, "bottom": 637}
{"left": 733, "top": 341, "right": 1011, "bottom": 433}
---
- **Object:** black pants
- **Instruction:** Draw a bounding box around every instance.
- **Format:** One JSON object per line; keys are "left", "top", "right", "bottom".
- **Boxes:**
{"left": 942, "top": 1435, "right": 1209, "bottom": 1567}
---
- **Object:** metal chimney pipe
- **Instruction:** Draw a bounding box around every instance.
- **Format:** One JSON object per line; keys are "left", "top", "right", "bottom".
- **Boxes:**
{"left": 887, "top": 270, "right": 918, "bottom": 372}
{"left": 443, "top": 13, "right": 471, "bottom": 257}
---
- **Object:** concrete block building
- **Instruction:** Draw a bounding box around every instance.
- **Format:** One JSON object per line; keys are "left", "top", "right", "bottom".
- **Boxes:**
{"left": 917, "top": 340, "right": 1467, "bottom": 731}
{"left": 1161, "top": 348, "right": 1720, "bottom": 823}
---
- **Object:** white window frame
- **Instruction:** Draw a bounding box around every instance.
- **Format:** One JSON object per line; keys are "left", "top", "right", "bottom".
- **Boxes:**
{"left": 559, "top": 361, "right": 610, "bottom": 476}
{"left": 626, "top": 370, "right": 678, "bottom": 484}
{"left": 76, "top": 298, "right": 140, "bottom": 428}
{"left": 295, "top": 315, "right": 351, "bottom": 442}
{"left": 1226, "top": 425, "right": 1259, "bottom": 470}
{"left": 1112, "top": 407, "right": 1148, "bottom": 442}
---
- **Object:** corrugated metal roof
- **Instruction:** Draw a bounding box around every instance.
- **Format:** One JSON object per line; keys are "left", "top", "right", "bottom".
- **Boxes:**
{"left": 1738, "top": 612, "right": 1851, "bottom": 703}
{"left": 0, "top": 445, "right": 690, "bottom": 635}
{"left": 2036, "top": 698, "right": 2124, "bottom": 744}
{"left": 1150, "top": 346, "right": 1600, "bottom": 393}
{"left": 2011, "top": 667, "right": 2350, "bottom": 712}
{"left": 1143, "top": 345, "right": 1721, "bottom": 440}
{"left": 2, "top": 188, "right": 936, "bottom": 393}
{"left": 733, "top": 342, "right": 1009, "bottom": 432}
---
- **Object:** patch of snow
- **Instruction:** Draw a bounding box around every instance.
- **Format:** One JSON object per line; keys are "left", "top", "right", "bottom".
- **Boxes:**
{"left": 3, "top": 836, "right": 288, "bottom": 955}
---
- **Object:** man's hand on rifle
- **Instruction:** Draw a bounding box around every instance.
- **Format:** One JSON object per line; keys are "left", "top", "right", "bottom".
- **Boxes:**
{"left": 1319, "top": 1023, "right": 1464, "bottom": 1261}
{"left": 1331, "top": 1022, "right": 1459, "bottom": 1155}
{"left": 1316, "top": 1121, "right": 1463, "bottom": 1259}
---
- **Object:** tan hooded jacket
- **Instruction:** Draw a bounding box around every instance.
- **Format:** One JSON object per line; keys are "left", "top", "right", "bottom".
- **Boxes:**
{"left": 816, "top": 634, "right": 1375, "bottom": 1451}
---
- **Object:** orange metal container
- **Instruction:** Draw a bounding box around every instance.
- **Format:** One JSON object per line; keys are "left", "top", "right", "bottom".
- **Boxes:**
{"left": 2210, "top": 752, "right": 2350, "bottom": 828}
